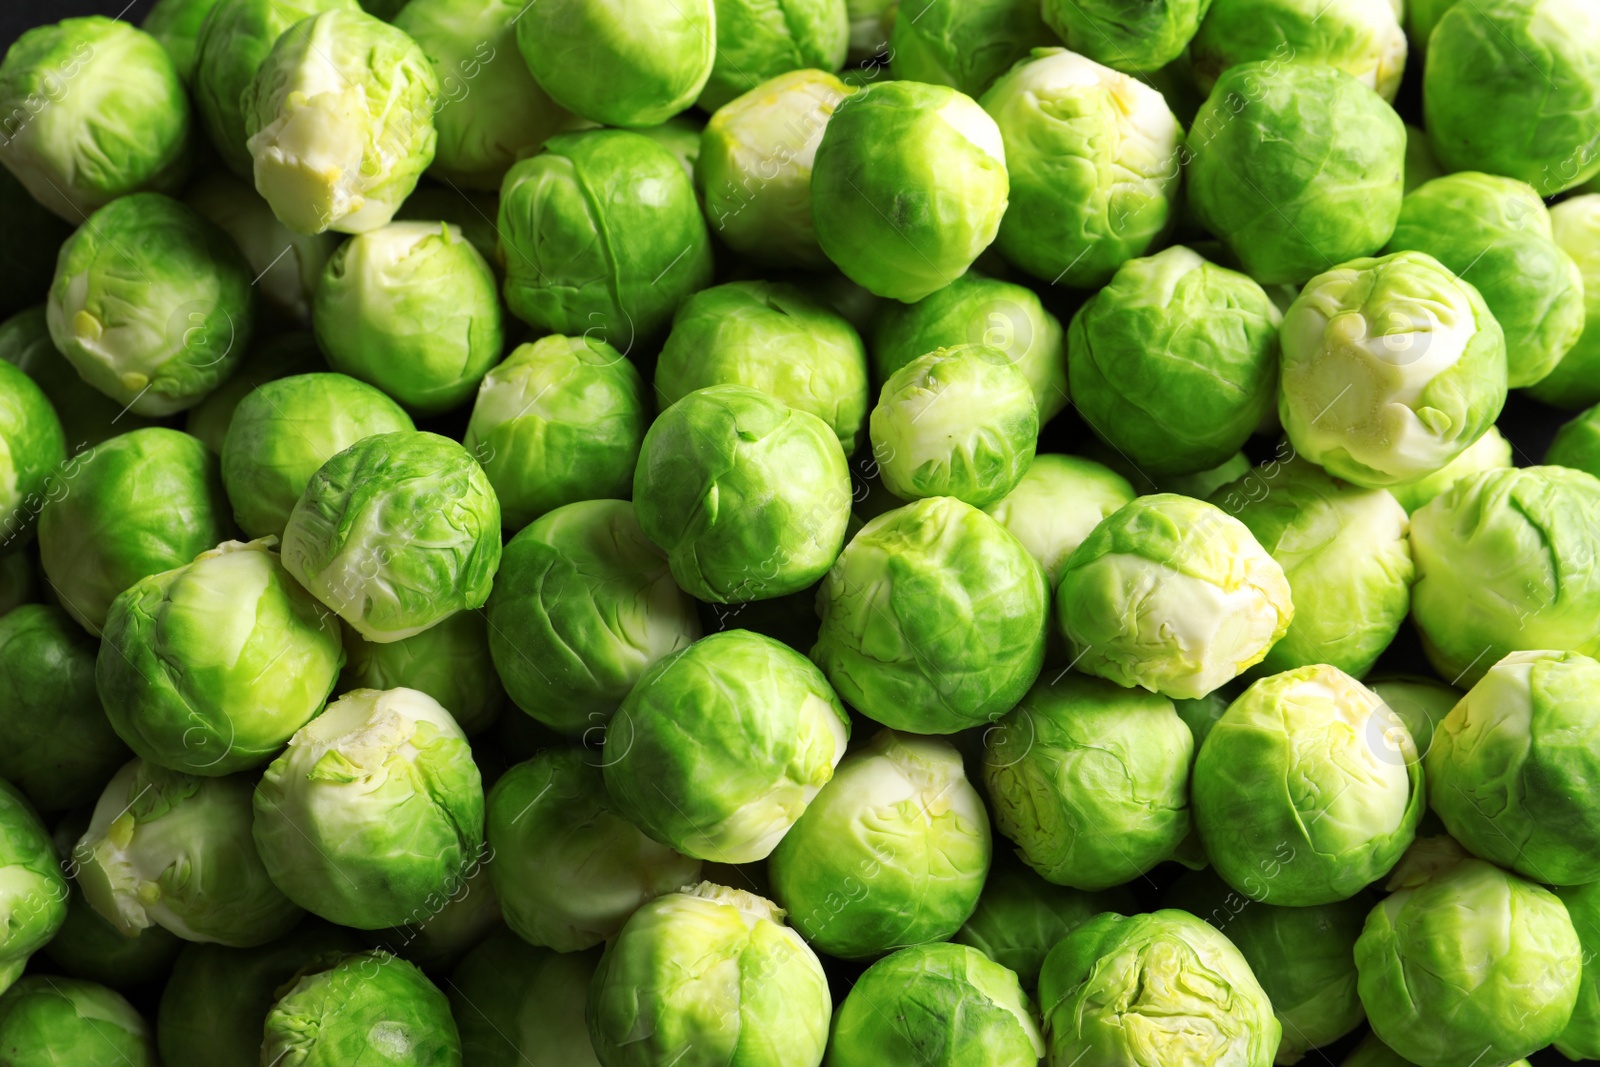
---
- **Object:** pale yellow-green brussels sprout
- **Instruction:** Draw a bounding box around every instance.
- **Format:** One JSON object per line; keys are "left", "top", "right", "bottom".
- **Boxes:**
{"left": 1279, "top": 251, "right": 1508, "bottom": 487}
{"left": 1041, "top": 0, "right": 1212, "bottom": 73}
{"left": 983, "top": 454, "right": 1135, "bottom": 587}
{"left": 981, "top": 48, "right": 1183, "bottom": 290}
{"left": 889, "top": 0, "right": 1055, "bottom": 98}
{"left": 1528, "top": 194, "right": 1600, "bottom": 409}
{"left": 700, "top": 0, "right": 849, "bottom": 112}
{"left": 242, "top": 9, "right": 439, "bottom": 235}
{"left": 1192, "top": 0, "right": 1407, "bottom": 101}
{"left": 1387, "top": 425, "right": 1512, "bottom": 513}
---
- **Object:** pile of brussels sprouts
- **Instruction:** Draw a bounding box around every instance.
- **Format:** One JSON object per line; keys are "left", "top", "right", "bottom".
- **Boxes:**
{"left": 5, "top": 0, "right": 1600, "bottom": 1064}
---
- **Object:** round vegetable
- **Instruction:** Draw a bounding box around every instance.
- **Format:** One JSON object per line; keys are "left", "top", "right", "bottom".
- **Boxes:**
{"left": 699, "top": 0, "right": 848, "bottom": 112}
{"left": 1528, "top": 194, "right": 1600, "bottom": 409}
{"left": 0, "top": 977, "right": 156, "bottom": 1067}
{"left": 890, "top": 0, "right": 1054, "bottom": 98}
{"left": 0, "top": 779, "right": 66, "bottom": 993}
{"left": 983, "top": 454, "right": 1135, "bottom": 587}
{"left": 260, "top": 951, "right": 461, "bottom": 1066}
{"left": 338, "top": 611, "right": 504, "bottom": 738}
{"left": 448, "top": 931, "right": 602, "bottom": 1067}
{"left": 1192, "top": 0, "right": 1407, "bottom": 101}
{"left": 1041, "top": 0, "right": 1210, "bottom": 72}
{"left": 0, "top": 358, "right": 64, "bottom": 553}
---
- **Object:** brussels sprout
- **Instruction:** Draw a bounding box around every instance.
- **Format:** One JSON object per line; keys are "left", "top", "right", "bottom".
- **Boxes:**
{"left": 655, "top": 281, "right": 869, "bottom": 453}
{"left": 394, "top": 0, "right": 573, "bottom": 190}
{"left": 830, "top": 942, "right": 1042, "bottom": 1066}
{"left": 604, "top": 630, "right": 848, "bottom": 863}
{"left": 0, "top": 356, "right": 64, "bottom": 552}
{"left": 1387, "top": 425, "right": 1512, "bottom": 513}
{"left": 1039, "top": 909, "right": 1280, "bottom": 1067}
{"left": 983, "top": 454, "right": 1134, "bottom": 587}
{"left": 589, "top": 883, "right": 831, "bottom": 1067}
{"left": 37, "top": 428, "right": 232, "bottom": 635}
{"left": 1403, "top": 122, "right": 1444, "bottom": 193}
{"left": 486, "top": 499, "right": 701, "bottom": 735}
{"left": 1424, "top": 0, "right": 1600, "bottom": 194}
{"left": 41, "top": 883, "right": 184, "bottom": 992}
{"left": 0, "top": 605, "right": 128, "bottom": 811}
{"left": 0, "top": 977, "right": 156, "bottom": 1067}
{"left": 1529, "top": 194, "right": 1600, "bottom": 409}
{"left": 183, "top": 333, "right": 325, "bottom": 456}
{"left": 872, "top": 273, "right": 1068, "bottom": 422}
{"left": 635, "top": 385, "right": 851, "bottom": 602}
{"left": 951, "top": 862, "right": 1130, "bottom": 992}
{"left": 463, "top": 335, "right": 648, "bottom": 530}
{"left": 156, "top": 921, "right": 363, "bottom": 1067}
{"left": 2, "top": 309, "right": 158, "bottom": 452}
{"left": 141, "top": 0, "right": 218, "bottom": 83}
{"left": 639, "top": 115, "right": 703, "bottom": 180}
{"left": 1426, "top": 650, "right": 1600, "bottom": 884}
{"left": 1355, "top": 841, "right": 1581, "bottom": 1066}
{"left": 1067, "top": 247, "right": 1280, "bottom": 476}
{"left": 74, "top": 759, "right": 301, "bottom": 945}
{"left": 1279, "top": 252, "right": 1507, "bottom": 487}
{"left": 193, "top": 0, "right": 359, "bottom": 175}
{"left": 242, "top": 9, "right": 438, "bottom": 235}
{"left": 0, "top": 779, "right": 66, "bottom": 992}
{"left": 1555, "top": 880, "right": 1600, "bottom": 1060}
{"left": 221, "top": 373, "right": 414, "bottom": 540}
{"left": 487, "top": 749, "right": 701, "bottom": 951}
{"left": 1187, "top": 63, "right": 1405, "bottom": 285}
{"left": 1386, "top": 173, "right": 1584, "bottom": 387}
{"left": 700, "top": 0, "right": 848, "bottom": 112}
{"left": 184, "top": 172, "right": 336, "bottom": 326}
{"left": 1367, "top": 675, "right": 1459, "bottom": 762}
{"left": 516, "top": 0, "right": 715, "bottom": 127}
{"left": 1548, "top": 402, "right": 1600, "bottom": 477}
{"left": 1192, "top": 0, "right": 1407, "bottom": 101}
{"left": 1166, "top": 869, "right": 1369, "bottom": 1064}
{"left": 1055, "top": 493, "right": 1293, "bottom": 699}
{"left": 870, "top": 345, "right": 1038, "bottom": 508}
{"left": 450, "top": 931, "right": 602, "bottom": 1067}
{"left": 982, "top": 49, "right": 1182, "bottom": 290}
{"left": 1041, "top": 0, "right": 1211, "bottom": 73}
{"left": 770, "top": 729, "right": 990, "bottom": 958}
{"left": 1409, "top": 465, "right": 1600, "bottom": 686}
{"left": 811, "top": 80, "right": 1009, "bottom": 302}
{"left": 1405, "top": 0, "right": 1457, "bottom": 52}
{"left": 280, "top": 431, "right": 501, "bottom": 643}
{"left": 813, "top": 496, "right": 1048, "bottom": 732}
{"left": 498, "top": 130, "right": 714, "bottom": 342}
{"left": 252, "top": 687, "right": 484, "bottom": 929}
{"left": 261, "top": 951, "right": 461, "bottom": 1066}
{"left": 97, "top": 540, "right": 344, "bottom": 776}
{"left": 0, "top": 165, "right": 71, "bottom": 322}
{"left": 0, "top": 18, "right": 190, "bottom": 220}
{"left": 890, "top": 0, "right": 1054, "bottom": 98}
{"left": 46, "top": 193, "right": 255, "bottom": 417}
{"left": 339, "top": 612, "right": 503, "bottom": 738}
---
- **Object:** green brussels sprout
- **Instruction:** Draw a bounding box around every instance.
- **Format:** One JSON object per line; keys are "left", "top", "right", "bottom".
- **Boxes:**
{"left": 1386, "top": 173, "right": 1584, "bottom": 387}
{"left": 589, "top": 883, "right": 830, "bottom": 1067}
{"left": 951, "top": 862, "right": 1130, "bottom": 992}
{"left": 1405, "top": 0, "right": 1457, "bottom": 53}
{"left": 982, "top": 48, "right": 1182, "bottom": 289}
{"left": 184, "top": 172, "right": 336, "bottom": 327}
{"left": 770, "top": 729, "right": 990, "bottom": 959}
{"left": 870, "top": 345, "right": 1038, "bottom": 508}
{"left": 1187, "top": 63, "right": 1405, "bottom": 285}
{"left": 242, "top": 9, "right": 438, "bottom": 235}
{"left": 700, "top": 0, "right": 848, "bottom": 112}
{"left": 220, "top": 372, "right": 414, "bottom": 540}
{"left": 889, "top": 0, "right": 1054, "bottom": 98}
{"left": 872, "top": 273, "right": 1068, "bottom": 422}
{"left": 1424, "top": 0, "right": 1600, "bottom": 195}
{"left": 156, "top": 920, "right": 363, "bottom": 1067}
{"left": 1528, "top": 194, "right": 1600, "bottom": 409}
{"left": 516, "top": 0, "right": 715, "bottom": 127}
{"left": 394, "top": 0, "right": 574, "bottom": 190}
{"left": 0, "top": 356, "right": 64, "bottom": 552}
{"left": 37, "top": 428, "right": 232, "bottom": 635}
{"left": 0, "top": 605, "right": 128, "bottom": 811}
{"left": 1548, "top": 402, "right": 1600, "bottom": 477}
{"left": 655, "top": 281, "right": 869, "bottom": 453}
{"left": 314, "top": 222, "right": 502, "bottom": 413}
{"left": 813, "top": 496, "right": 1048, "bottom": 732}
{"left": 46, "top": 193, "right": 255, "bottom": 417}
{"left": 1554, "top": 880, "right": 1600, "bottom": 1060}
{"left": 604, "top": 630, "right": 849, "bottom": 863}
{"left": 1055, "top": 493, "right": 1293, "bottom": 699}
{"left": 0, "top": 779, "right": 66, "bottom": 992}
{"left": 635, "top": 385, "right": 851, "bottom": 602}
{"left": 830, "top": 942, "right": 1042, "bottom": 1066}
{"left": 262, "top": 951, "right": 461, "bottom": 1066}
{"left": 498, "top": 130, "right": 714, "bottom": 342}
{"left": 1279, "top": 252, "right": 1507, "bottom": 487}
{"left": 1367, "top": 675, "right": 1459, "bottom": 762}
{"left": 252, "top": 687, "right": 484, "bottom": 929}
{"left": 1067, "top": 246, "right": 1280, "bottom": 475}
{"left": 97, "top": 539, "right": 344, "bottom": 776}
{"left": 462, "top": 335, "right": 648, "bottom": 530}
{"left": 75, "top": 759, "right": 301, "bottom": 945}
{"left": 0, "top": 18, "right": 190, "bottom": 221}
{"left": 1426, "top": 650, "right": 1600, "bottom": 884}
{"left": 393, "top": 182, "right": 502, "bottom": 265}
{"left": 2, "top": 308, "right": 159, "bottom": 452}
{"left": 1041, "top": 0, "right": 1211, "bottom": 73}
{"left": 1355, "top": 841, "right": 1581, "bottom": 1066}
{"left": 0, "top": 977, "right": 155, "bottom": 1067}
{"left": 1192, "top": 0, "right": 1408, "bottom": 101}
{"left": 983, "top": 672, "right": 1195, "bottom": 891}
{"left": 193, "top": 0, "right": 359, "bottom": 175}
{"left": 281, "top": 431, "right": 501, "bottom": 643}
{"left": 1409, "top": 465, "right": 1600, "bottom": 686}
{"left": 339, "top": 612, "right": 503, "bottom": 737}
{"left": 486, "top": 499, "right": 701, "bottom": 735}
{"left": 1194, "top": 665, "right": 1424, "bottom": 905}
{"left": 639, "top": 115, "right": 703, "bottom": 181}
{"left": 41, "top": 885, "right": 184, "bottom": 992}
{"left": 1040, "top": 909, "right": 1280, "bottom": 1067}
{"left": 1388, "top": 425, "right": 1512, "bottom": 513}
{"left": 141, "top": 0, "right": 219, "bottom": 83}
{"left": 1166, "top": 869, "right": 1369, "bottom": 1064}
{"left": 450, "top": 931, "right": 602, "bottom": 1067}
{"left": 811, "top": 80, "right": 1009, "bottom": 302}
{"left": 983, "top": 454, "right": 1135, "bottom": 587}
{"left": 1403, "top": 122, "right": 1444, "bottom": 193}
{"left": 183, "top": 332, "right": 326, "bottom": 456}
{"left": 0, "top": 163, "right": 71, "bottom": 322}
{"left": 487, "top": 749, "right": 701, "bottom": 951}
